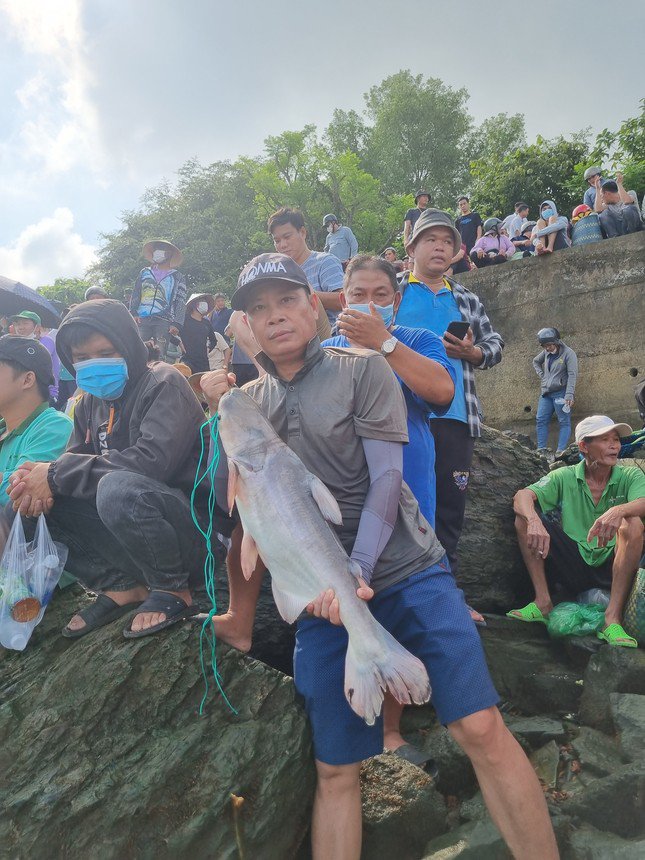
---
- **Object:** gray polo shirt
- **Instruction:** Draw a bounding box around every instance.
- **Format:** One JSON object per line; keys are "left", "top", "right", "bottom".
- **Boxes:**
{"left": 242, "top": 338, "right": 445, "bottom": 592}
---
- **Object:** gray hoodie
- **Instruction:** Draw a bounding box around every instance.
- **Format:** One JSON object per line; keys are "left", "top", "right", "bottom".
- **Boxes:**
{"left": 533, "top": 199, "right": 571, "bottom": 247}
{"left": 533, "top": 340, "right": 578, "bottom": 400}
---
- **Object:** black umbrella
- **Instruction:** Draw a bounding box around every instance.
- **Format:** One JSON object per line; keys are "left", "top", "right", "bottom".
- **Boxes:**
{"left": 0, "top": 275, "right": 62, "bottom": 328}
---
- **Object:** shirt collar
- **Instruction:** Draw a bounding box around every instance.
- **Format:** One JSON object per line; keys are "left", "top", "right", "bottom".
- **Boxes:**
{"left": 574, "top": 459, "right": 619, "bottom": 487}
{"left": 0, "top": 402, "right": 49, "bottom": 444}
{"left": 408, "top": 273, "right": 452, "bottom": 292}
{"left": 255, "top": 336, "right": 324, "bottom": 382}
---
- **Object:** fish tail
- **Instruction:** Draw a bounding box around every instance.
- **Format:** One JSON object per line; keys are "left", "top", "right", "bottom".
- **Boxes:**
{"left": 344, "top": 628, "right": 431, "bottom": 726}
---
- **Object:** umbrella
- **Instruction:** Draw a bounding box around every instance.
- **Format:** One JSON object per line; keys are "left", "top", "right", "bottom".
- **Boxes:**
{"left": 0, "top": 275, "right": 62, "bottom": 328}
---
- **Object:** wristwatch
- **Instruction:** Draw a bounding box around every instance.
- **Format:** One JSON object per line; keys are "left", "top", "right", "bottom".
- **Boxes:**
{"left": 380, "top": 335, "right": 398, "bottom": 356}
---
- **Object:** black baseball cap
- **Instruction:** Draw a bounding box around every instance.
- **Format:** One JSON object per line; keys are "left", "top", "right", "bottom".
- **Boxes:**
{"left": 0, "top": 335, "right": 54, "bottom": 386}
{"left": 231, "top": 253, "right": 311, "bottom": 311}
{"left": 600, "top": 179, "right": 618, "bottom": 193}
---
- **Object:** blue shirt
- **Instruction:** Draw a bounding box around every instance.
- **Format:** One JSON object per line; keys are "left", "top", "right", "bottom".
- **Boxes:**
{"left": 395, "top": 277, "right": 468, "bottom": 425}
{"left": 324, "top": 226, "right": 358, "bottom": 262}
{"left": 322, "top": 325, "right": 455, "bottom": 526}
{"left": 300, "top": 251, "right": 344, "bottom": 326}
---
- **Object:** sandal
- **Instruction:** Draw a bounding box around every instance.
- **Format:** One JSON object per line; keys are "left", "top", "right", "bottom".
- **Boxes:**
{"left": 123, "top": 590, "right": 198, "bottom": 639}
{"left": 506, "top": 602, "right": 548, "bottom": 624}
{"left": 62, "top": 594, "right": 142, "bottom": 639}
{"left": 597, "top": 623, "right": 637, "bottom": 648}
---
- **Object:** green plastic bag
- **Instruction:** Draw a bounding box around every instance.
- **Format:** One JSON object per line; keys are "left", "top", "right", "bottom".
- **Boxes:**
{"left": 546, "top": 602, "right": 606, "bottom": 638}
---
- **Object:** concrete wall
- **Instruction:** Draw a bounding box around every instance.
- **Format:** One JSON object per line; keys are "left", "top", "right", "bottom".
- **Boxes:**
{"left": 458, "top": 231, "right": 645, "bottom": 445}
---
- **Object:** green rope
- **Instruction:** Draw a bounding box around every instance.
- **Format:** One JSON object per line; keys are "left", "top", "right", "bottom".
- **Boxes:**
{"left": 190, "top": 414, "right": 237, "bottom": 717}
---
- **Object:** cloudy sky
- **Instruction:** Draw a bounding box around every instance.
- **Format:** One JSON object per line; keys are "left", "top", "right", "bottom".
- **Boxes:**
{"left": 0, "top": 0, "right": 643, "bottom": 286}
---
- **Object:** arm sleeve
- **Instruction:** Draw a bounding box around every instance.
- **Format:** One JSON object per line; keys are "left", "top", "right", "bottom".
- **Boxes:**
{"left": 626, "top": 469, "right": 645, "bottom": 502}
{"left": 535, "top": 217, "right": 569, "bottom": 238}
{"left": 526, "top": 471, "right": 563, "bottom": 513}
{"left": 533, "top": 352, "right": 545, "bottom": 378}
{"left": 565, "top": 352, "right": 578, "bottom": 400}
{"left": 131, "top": 272, "right": 143, "bottom": 314}
{"left": 349, "top": 438, "right": 403, "bottom": 585}
{"left": 349, "top": 229, "right": 359, "bottom": 257}
{"left": 467, "top": 295, "right": 504, "bottom": 370}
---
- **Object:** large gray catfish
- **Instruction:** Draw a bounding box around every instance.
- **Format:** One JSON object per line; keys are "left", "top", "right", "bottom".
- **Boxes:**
{"left": 217, "top": 388, "right": 431, "bottom": 725}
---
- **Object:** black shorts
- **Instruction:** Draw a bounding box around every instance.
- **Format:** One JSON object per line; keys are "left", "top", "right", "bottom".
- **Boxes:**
{"left": 540, "top": 514, "right": 613, "bottom": 595}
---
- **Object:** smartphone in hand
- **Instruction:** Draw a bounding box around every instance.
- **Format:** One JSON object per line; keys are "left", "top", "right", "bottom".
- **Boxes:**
{"left": 445, "top": 320, "right": 470, "bottom": 340}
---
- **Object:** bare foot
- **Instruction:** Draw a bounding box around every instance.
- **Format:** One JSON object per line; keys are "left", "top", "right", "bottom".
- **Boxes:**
{"left": 383, "top": 730, "right": 407, "bottom": 752}
{"left": 129, "top": 588, "right": 193, "bottom": 634}
{"left": 210, "top": 612, "right": 252, "bottom": 653}
{"left": 469, "top": 607, "right": 485, "bottom": 625}
{"left": 66, "top": 585, "right": 149, "bottom": 632}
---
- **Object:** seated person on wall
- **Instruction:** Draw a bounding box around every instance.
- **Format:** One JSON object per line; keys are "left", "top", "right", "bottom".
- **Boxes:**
{"left": 509, "top": 415, "right": 645, "bottom": 648}
{"left": 510, "top": 221, "right": 536, "bottom": 258}
{"left": 0, "top": 336, "right": 73, "bottom": 507}
{"left": 593, "top": 174, "right": 644, "bottom": 238}
{"left": 7, "top": 299, "right": 224, "bottom": 640}
{"left": 469, "top": 218, "right": 515, "bottom": 267}
{"left": 570, "top": 204, "right": 604, "bottom": 246}
{"left": 531, "top": 200, "right": 571, "bottom": 254}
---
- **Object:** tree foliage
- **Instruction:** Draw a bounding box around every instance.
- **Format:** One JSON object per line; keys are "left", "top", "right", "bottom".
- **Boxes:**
{"left": 38, "top": 277, "right": 93, "bottom": 305}
{"left": 87, "top": 72, "right": 643, "bottom": 296}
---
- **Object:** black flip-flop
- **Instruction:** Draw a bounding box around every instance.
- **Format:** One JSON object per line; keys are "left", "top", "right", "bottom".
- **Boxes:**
{"left": 61, "top": 594, "right": 142, "bottom": 639}
{"left": 391, "top": 744, "right": 439, "bottom": 779}
{"left": 123, "top": 590, "right": 198, "bottom": 639}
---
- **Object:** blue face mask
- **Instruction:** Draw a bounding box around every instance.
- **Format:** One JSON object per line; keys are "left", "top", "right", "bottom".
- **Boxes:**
{"left": 541, "top": 208, "right": 554, "bottom": 219}
{"left": 347, "top": 303, "right": 395, "bottom": 328}
{"left": 73, "top": 358, "right": 129, "bottom": 400}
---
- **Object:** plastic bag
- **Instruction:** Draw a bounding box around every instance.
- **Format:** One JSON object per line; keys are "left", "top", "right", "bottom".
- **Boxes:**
{"left": 0, "top": 514, "right": 68, "bottom": 651}
{"left": 577, "top": 588, "right": 611, "bottom": 608}
{"left": 546, "top": 601, "right": 606, "bottom": 638}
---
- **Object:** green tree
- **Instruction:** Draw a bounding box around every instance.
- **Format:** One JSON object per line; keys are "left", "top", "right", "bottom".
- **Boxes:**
{"left": 363, "top": 71, "right": 472, "bottom": 203}
{"left": 582, "top": 99, "right": 645, "bottom": 198}
{"left": 469, "top": 135, "right": 590, "bottom": 220}
{"left": 466, "top": 113, "right": 526, "bottom": 164}
{"left": 38, "top": 277, "right": 93, "bottom": 305}
{"left": 324, "top": 108, "right": 370, "bottom": 160}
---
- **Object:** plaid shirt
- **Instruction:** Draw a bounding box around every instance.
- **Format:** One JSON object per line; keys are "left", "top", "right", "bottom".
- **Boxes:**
{"left": 400, "top": 273, "right": 504, "bottom": 437}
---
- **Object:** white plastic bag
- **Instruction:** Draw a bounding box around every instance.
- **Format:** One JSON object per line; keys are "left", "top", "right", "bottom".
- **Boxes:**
{"left": 0, "top": 514, "right": 68, "bottom": 651}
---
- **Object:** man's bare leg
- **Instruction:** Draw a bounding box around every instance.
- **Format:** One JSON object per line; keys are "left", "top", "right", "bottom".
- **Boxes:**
{"left": 311, "top": 761, "right": 362, "bottom": 860}
{"left": 605, "top": 516, "right": 644, "bottom": 627}
{"left": 450, "top": 707, "right": 559, "bottom": 859}
{"left": 513, "top": 516, "right": 554, "bottom": 615}
{"left": 212, "top": 523, "right": 265, "bottom": 652}
{"left": 383, "top": 694, "right": 405, "bottom": 751}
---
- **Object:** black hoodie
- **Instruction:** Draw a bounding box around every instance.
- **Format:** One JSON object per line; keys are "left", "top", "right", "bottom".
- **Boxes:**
{"left": 50, "top": 299, "right": 207, "bottom": 501}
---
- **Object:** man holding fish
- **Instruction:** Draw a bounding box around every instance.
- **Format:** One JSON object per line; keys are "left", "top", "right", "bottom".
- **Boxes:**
{"left": 200, "top": 253, "right": 557, "bottom": 860}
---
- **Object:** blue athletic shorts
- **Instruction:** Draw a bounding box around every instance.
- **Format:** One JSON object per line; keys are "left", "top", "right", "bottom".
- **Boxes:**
{"left": 293, "top": 559, "right": 499, "bottom": 766}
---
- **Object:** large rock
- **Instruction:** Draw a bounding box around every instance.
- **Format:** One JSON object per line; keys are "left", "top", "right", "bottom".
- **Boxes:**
{"left": 568, "top": 826, "right": 645, "bottom": 859}
{"left": 0, "top": 587, "right": 315, "bottom": 859}
{"left": 360, "top": 754, "right": 448, "bottom": 860}
{"left": 559, "top": 765, "right": 645, "bottom": 838}
{"left": 610, "top": 692, "right": 645, "bottom": 763}
{"left": 459, "top": 427, "right": 547, "bottom": 611}
{"left": 579, "top": 646, "right": 645, "bottom": 731}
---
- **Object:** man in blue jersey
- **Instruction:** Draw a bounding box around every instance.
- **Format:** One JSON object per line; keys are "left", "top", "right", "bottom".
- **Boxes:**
{"left": 397, "top": 209, "right": 504, "bottom": 621}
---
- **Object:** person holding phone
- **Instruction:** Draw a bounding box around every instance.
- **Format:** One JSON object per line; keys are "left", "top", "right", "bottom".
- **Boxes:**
{"left": 396, "top": 209, "right": 505, "bottom": 623}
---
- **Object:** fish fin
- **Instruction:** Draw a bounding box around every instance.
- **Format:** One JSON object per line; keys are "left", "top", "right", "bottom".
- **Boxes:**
{"left": 227, "top": 461, "right": 238, "bottom": 515}
{"left": 271, "top": 581, "right": 307, "bottom": 625}
{"left": 344, "top": 625, "right": 431, "bottom": 726}
{"left": 240, "top": 531, "right": 259, "bottom": 581}
{"left": 309, "top": 475, "right": 343, "bottom": 525}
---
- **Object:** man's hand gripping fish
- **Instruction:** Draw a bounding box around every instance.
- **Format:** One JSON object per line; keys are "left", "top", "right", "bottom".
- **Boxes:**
{"left": 218, "top": 388, "right": 431, "bottom": 725}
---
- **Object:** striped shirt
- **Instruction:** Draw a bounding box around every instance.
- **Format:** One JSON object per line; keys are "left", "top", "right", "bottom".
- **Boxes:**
{"left": 398, "top": 272, "right": 504, "bottom": 437}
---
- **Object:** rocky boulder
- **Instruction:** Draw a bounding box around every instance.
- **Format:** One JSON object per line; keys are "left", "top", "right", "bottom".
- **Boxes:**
{"left": 0, "top": 586, "right": 315, "bottom": 859}
{"left": 459, "top": 427, "right": 547, "bottom": 611}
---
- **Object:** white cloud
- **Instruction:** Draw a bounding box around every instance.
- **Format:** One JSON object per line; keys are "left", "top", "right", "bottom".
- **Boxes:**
{"left": 0, "top": 208, "right": 96, "bottom": 286}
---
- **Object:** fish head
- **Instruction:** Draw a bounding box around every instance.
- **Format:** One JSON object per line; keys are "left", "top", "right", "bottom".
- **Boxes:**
{"left": 217, "top": 387, "right": 278, "bottom": 473}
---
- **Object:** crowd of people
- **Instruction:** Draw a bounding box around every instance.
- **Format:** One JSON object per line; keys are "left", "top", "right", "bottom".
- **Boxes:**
{"left": 1, "top": 168, "right": 644, "bottom": 859}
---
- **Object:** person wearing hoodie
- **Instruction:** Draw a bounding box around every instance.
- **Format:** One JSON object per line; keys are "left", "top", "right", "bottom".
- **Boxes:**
{"left": 7, "top": 299, "right": 225, "bottom": 640}
{"left": 469, "top": 218, "right": 515, "bottom": 267}
{"left": 532, "top": 201, "right": 571, "bottom": 255}
{"left": 533, "top": 327, "right": 578, "bottom": 458}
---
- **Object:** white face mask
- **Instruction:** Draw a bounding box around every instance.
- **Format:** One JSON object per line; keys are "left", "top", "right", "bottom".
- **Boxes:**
{"left": 196, "top": 301, "right": 209, "bottom": 314}
{"left": 152, "top": 249, "right": 166, "bottom": 263}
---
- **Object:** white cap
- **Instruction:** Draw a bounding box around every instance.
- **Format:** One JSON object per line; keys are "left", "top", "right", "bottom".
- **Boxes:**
{"left": 574, "top": 415, "right": 632, "bottom": 444}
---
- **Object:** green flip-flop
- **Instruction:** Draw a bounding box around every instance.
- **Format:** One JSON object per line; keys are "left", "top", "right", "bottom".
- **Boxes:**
{"left": 506, "top": 602, "right": 548, "bottom": 624}
{"left": 597, "top": 623, "right": 638, "bottom": 648}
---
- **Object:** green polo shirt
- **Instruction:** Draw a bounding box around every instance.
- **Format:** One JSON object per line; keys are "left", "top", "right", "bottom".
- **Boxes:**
{"left": 0, "top": 404, "right": 73, "bottom": 503}
{"left": 528, "top": 461, "right": 645, "bottom": 566}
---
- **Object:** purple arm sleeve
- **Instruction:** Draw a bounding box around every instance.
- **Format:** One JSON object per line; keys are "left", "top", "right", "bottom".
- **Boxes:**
{"left": 350, "top": 437, "right": 403, "bottom": 585}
